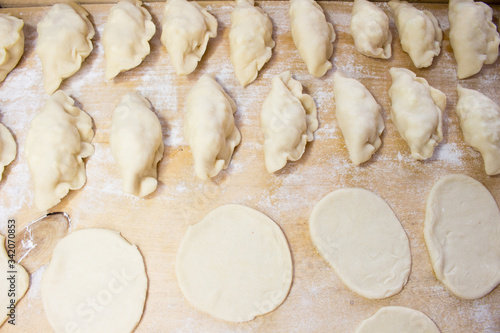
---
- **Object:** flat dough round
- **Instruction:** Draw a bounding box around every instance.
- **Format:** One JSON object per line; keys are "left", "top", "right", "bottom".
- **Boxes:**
{"left": 356, "top": 306, "right": 440, "bottom": 333}
{"left": 41, "top": 229, "right": 148, "bottom": 333}
{"left": 309, "top": 188, "right": 411, "bottom": 299}
{"left": 176, "top": 204, "right": 293, "bottom": 322}
{"left": 424, "top": 174, "right": 500, "bottom": 299}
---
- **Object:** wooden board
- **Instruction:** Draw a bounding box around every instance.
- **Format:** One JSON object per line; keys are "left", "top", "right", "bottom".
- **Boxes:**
{"left": 1, "top": 1, "right": 500, "bottom": 332}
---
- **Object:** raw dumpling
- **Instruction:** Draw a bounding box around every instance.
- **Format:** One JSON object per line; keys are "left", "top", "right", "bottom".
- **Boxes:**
{"left": 0, "top": 14, "right": 24, "bottom": 82}
{"left": 36, "top": 2, "right": 94, "bottom": 94}
{"left": 333, "top": 71, "right": 384, "bottom": 165}
{"left": 289, "top": 0, "right": 335, "bottom": 77}
{"left": 350, "top": 0, "right": 391, "bottom": 59}
{"left": 389, "top": 67, "right": 445, "bottom": 160}
{"left": 26, "top": 91, "right": 94, "bottom": 211}
{"left": 456, "top": 85, "right": 500, "bottom": 175}
{"left": 111, "top": 92, "right": 164, "bottom": 197}
{"left": 161, "top": 0, "right": 217, "bottom": 75}
{"left": 261, "top": 71, "right": 318, "bottom": 173}
{"left": 229, "top": 0, "right": 274, "bottom": 87}
{"left": 184, "top": 74, "right": 241, "bottom": 179}
{"left": 0, "top": 123, "right": 16, "bottom": 181}
{"left": 449, "top": 0, "right": 500, "bottom": 79}
{"left": 356, "top": 306, "right": 440, "bottom": 333}
{"left": 389, "top": 0, "right": 442, "bottom": 68}
{"left": 103, "top": 0, "right": 155, "bottom": 80}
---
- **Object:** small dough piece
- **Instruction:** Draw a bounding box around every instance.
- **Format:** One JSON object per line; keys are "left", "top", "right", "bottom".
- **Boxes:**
{"left": 41, "top": 229, "right": 148, "bottom": 333}
{"left": 0, "top": 123, "right": 16, "bottom": 181}
{"left": 0, "top": 14, "right": 24, "bottom": 82}
{"left": 425, "top": 174, "right": 500, "bottom": 300}
{"left": 350, "top": 0, "right": 392, "bottom": 59}
{"left": 103, "top": 0, "right": 155, "bottom": 80}
{"left": 389, "top": 67, "right": 445, "bottom": 160}
{"left": 184, "top": 74, "right": 241, "bottom": 179}
{"left": 260, "top": 71, "right": 318, "bottom": 173}
{"left": 161, "top": 0, "right": 217, "bottom": 75}
{"left": 449, "top": 0, "right": 500, "bottom": 79}
{"left": 36, "top": 2, "right": 94, "bottom": 94}
{"left": 26, "top": 91, "right": 94, "bottom": 211}
{"left": 229, "top": 0, "right": 275, "bottom": 87}
{"left": 389, "top": 0, "right": 442, "bottom": 68}
{"left": 176, "top": 204, "right": 292, "bottom": 322}
{"left": 356, "top": 306, "right": 440, "bottom": 333}
{"left": 456, "top": 85, "right": 500, "bottom": 175}
{"left": 289, "top": 0, "right": 335, "bottom": 77}
{"left": 310, "top": 188, "right": 411, "bottom": 299}
{"left": 111, "top": 92, "right": 164, "bottom": 197}
{"left": 333, "top": 71, "right": 384, "bottom": 165}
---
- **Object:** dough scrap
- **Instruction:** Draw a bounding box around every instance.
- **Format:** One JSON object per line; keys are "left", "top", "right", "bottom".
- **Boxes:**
{"left": 111, "top": 92, "right": 164, "bottom": 197}
{"left": 424, "top": 174, "right": 500, "bottom": 300}
{"left": 176, "top": 204, "right": 293, "bottom": 322}
{"left": 25, "top": 91, "right": 94, "bottom": 211}
{"left": 0, "top": 122, "right": 16, "bottom": 181}
{"left": 41, "top": 229, "right": 148, "bottom": 333}
{"left": 356, "top": 306, "right": 440, "bottom": 333}
{"left": 309, "top": 188, "right": 411, "bottom": 299}
{"left": 0, "top": 13, "right": 24, "bottom": 82}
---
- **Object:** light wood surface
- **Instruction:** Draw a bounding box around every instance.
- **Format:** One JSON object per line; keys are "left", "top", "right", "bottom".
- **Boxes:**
{"left": 1, "top": 1, "right": 500, "bottom": 332}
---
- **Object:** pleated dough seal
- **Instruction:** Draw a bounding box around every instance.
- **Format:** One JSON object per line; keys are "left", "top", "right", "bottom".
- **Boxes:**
{"left": 0, "top": 13, "right": 24, "bottom": 82}
{"left": 389, "top": 67, "right": 445, "bottom": 160}
{"left": 356, "top": 306, "right": 440, "bottom": 333}
{"left": 161, "top": 0, "right": 217, "bottom": 75}
{"left": 36, "top": 2, "right": 94, "bottom": 94}
{"left": 229, "top": 0, "right": 275, "bottom": 87}
{"left": 103, "top": 0, "right": 156, "bottom": 80}
{"left": 289, "top": 0, "right": 335, "bottom": 77}
{"left": 456, "top": 85, "right": 500, "bottom": 175}
{"left": 111, "top": 92, "right": 164, "bottom": 197}
{"left": 184, "top": 74, "right": 241, "bottom": 179}
{"left": 0, "top": 122, "right": 16, "bottom": 181}
{"left": 260, "top": 71, "right": 318, "bottom": 173}
{"left": 26, "top": 91, "right": 94, "bottom": 211}
{"left": 333, "top": 71, "right": 384, "bottom": 165}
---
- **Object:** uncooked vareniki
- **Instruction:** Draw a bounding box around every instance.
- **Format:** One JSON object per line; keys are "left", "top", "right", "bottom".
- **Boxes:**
{"left": 0, "top": 122, "right": 15, "bottom": 181}
{"left": 356, "top": 306, "right": 440, "bottom": 333}
{"left": 261, "top": 71, "right": 318, "bottom": 173}
{"left": 26, "top": 91, "right": 94, "bottom": 211}
{"left": 289, "top": 0, "right": 335, "bottom": 77}
{"left": 161, "top": 0, "right": 217, "bottom": 75}
{"left": 36, "top": 2, "right": 94, "bottom": 94}
{"left": 389, "top": 67, "right": 445, "bottom": 160}
{"left": 111, "top": 93, "right": 164, "bottom": 197}
{"left": 229, "top": 0, "right": 274, "bottom": 87}
{"left": 0, "top": 14, "right": 24, "bottom": 82}
{"left": 184, "top": 74, "right": 241, "bottom": 179}
{"left": 103, "top": 0, "right": 155, "bottom": 80}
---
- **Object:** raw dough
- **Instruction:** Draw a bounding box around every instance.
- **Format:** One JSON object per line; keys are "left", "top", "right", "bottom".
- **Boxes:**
{"left": 456, "top": 85, "right": 500, "bottom": 175}
{"left": 449, "top": 0, "right": 500, "bottom": 79}
{"left": 309, "top": 188, "right": 411, "bottom": 299}
{"left": 0, "top": 13, "right": 24, "bottom": 82}
{"left": 103, "top": 0, "right": 155, "bottom": 80}
{"left": 176, "top": 204, "right": 292, "bottom": 322}
{"left": 389, "top": 67, "right": 445, "bottom": 160}
{"left": 289, "top": 0, "right": 335, "bottom": 77}
{"left": 229, "top": 0, "right": 274, "bottom": 87}
{"left": 25, "top": 91, "right": 94, "bottom": 211}
{"left": 389, "top": 0, "right": 442, "bottom": 68}
{"left": 333, "top": 71, "right": 384, "bottom": 165}
{"left": 111, "top": 92, "right": 164, "bottom": 197}
{"left": 356, "top": 306, "right": 440, "bottom": 333}
{"left": 36, "top": 2, "right": 94, "bottom": 94}
{"left": 41, "top": 229, "right": 148, "bottom": 333}
{"left": 424, "top": 174, "right": 500, "bottom": 300}
{"left": 261, "top": 71, "right": 318, "bottom": 173}
{"left": 350, "top": 0, "right": 391, "bottom": 59}
{"left": 0, "top": 122, "right": 16, "bottom": 181}
{"left": 184, "top": 74, "right": 241, "bottom": 179}
{"left": 161, "top": 0, "right": 217, "bottom": 75}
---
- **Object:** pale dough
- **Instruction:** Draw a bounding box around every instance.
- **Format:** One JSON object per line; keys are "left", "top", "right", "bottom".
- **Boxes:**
{"left": 176, "top": 204, "right": 293, "bottom": 322}
{"left": 356, "top": 306, "right": 440, "bottom": 333}
{"left": 0, "top": 13, "right": 24, "bottom": 82}
{"left": 0, "top": 122, "right": 16, "bottom": 181}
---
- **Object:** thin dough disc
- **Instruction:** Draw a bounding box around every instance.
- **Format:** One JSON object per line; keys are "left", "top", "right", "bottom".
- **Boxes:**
{"left": 356, "top": 306, "right": 440, "bottom": 333}
{"left": 41, "top": 229, "right": 148, "bottom": 333}
{"left": 176, "top": 204, "right": 293, "bottom": 322}
{"left": 309, "top": 188, "right": 411, "bottom": 299}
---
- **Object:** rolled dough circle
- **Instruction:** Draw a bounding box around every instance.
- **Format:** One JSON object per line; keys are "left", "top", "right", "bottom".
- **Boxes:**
{"left": 41, "top": 228, "right": 148, "bottom": 333}
{"left": 309, "top": 188, "right": 411, "bottom": 299}
{"left": 176, "top": 204, "right": 293, "bottom": 322}
{"left": 356, "top": 306, "right": 440, "bottom": 333}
